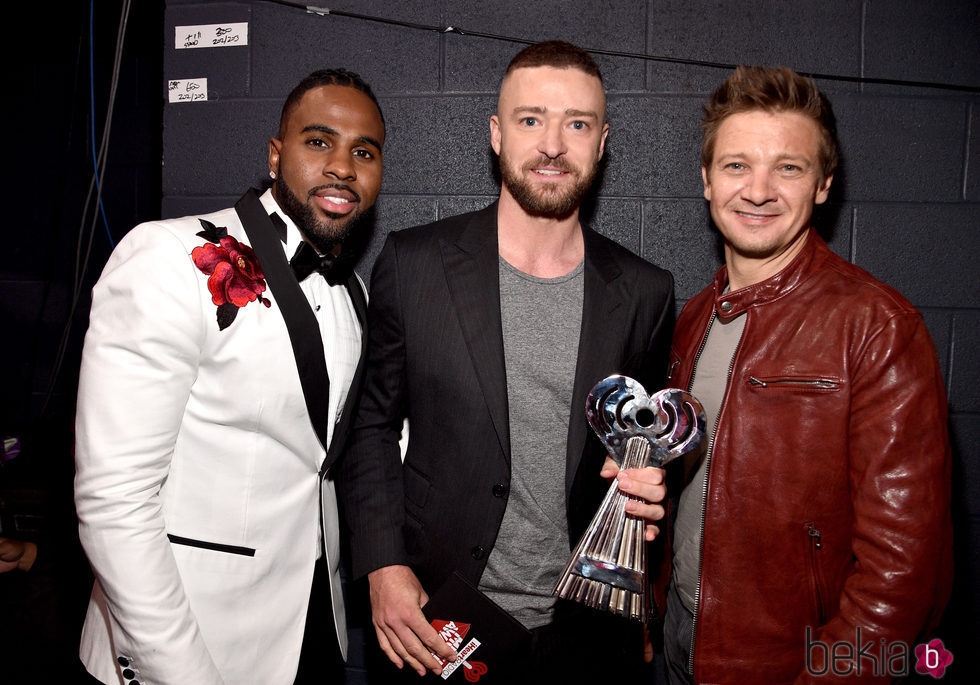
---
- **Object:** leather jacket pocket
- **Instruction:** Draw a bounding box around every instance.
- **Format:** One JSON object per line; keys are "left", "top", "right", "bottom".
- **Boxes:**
{"left": 806, "top": 523, "right": 830, "bottom": 625}
{"left": 748, "top": 375, "right": 840, "bottom": 391}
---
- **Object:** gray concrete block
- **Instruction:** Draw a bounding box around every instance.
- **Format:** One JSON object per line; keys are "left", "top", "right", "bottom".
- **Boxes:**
{"left": 380, "top": 95, "right": 499, "bottom": 195}
{"left": 355, "top": 195, "right": 440, "bottom": 286}
{"left": 645, "top": 0, "right": 861, "bottom": 94}
{"left": 161, "top": 195, "right": 242, "bottom": 220}
{"left": 950, "top": 310, "right": 980, "bottom": 414}
{"left": 601, "top": 95, "right": 704, "bottom": 199}
{"left": 968, "top": 105, "right": 980, "bottom": 202}
{"left": 442, "top": 1, "right": 646, "bottom": 93}
{"left": 587, "top": 198, "right": 643, "bottom": 255}
{"left": 163, "top": 100, "right": 280, "bottom": 195}
{"left": 864, "top": 0, "right": 980, "bottom": 92}
{"left": 164, "top": 2, "right": 252, "bottom": 100}
{"left": 919, "top": 308, "right": 952, "bottom": 384}
{"left": 438, "top": 196, "right": 498, "bottom": 220}
{"left": 834, "top": 96, "right": 968, "bottom": 202}
{"left": 812, "top": 202, "right": 853, "bottom": 261}
{"left": 642, "top": 199, "right": 721, "bottom": 301}
{"left": 950, "top": 414, "right": 980, "bottom": 518}
{"left": 852, "top": 203, "right": 979, "bottom": 310}
{"left": 250, "top": 2, "right": 441, "bottom": 99}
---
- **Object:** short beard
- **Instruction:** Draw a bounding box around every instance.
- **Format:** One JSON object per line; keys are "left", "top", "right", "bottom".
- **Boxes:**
{"left": 274, "top": 170, "right": 363, "bottom": 255}
{"left": 499, "top": 152, "right": 597, "bottom": 219}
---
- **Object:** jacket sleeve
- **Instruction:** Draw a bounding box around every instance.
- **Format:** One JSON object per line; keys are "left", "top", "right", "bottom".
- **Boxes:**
{"left": 337, "top": 234, "right": 412, "bottom": 579}
{"left": 75, "top": 224, "right": 223, "bottom": 683}
{"left": 796, "top": 312, "right": 953, "bottom": 683}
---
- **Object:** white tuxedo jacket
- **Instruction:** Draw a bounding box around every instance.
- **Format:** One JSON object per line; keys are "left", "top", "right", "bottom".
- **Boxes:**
{"left": 75, "top": 189, "right": 367, "bottom": 684}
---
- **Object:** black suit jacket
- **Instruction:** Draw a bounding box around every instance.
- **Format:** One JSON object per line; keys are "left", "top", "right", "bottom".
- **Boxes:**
{"left": 339, "top": 203, "right": 674, "bottom": 592}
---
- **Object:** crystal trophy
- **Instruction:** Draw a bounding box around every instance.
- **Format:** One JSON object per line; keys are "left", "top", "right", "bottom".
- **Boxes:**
{"left": 554, "top": 375, "right": 705, "bottom": 621}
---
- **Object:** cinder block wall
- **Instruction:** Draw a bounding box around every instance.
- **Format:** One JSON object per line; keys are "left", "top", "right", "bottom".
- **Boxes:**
{"left": 164, "top": 0, "right": 978, "bottom": 676}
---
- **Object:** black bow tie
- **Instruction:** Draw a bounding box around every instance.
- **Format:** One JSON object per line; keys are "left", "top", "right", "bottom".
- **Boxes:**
{"left": 290, "top": 241, "right": 340, "bottom": 284}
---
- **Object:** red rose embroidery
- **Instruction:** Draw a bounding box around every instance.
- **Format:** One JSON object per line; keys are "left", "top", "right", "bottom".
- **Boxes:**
{"left": 191, "top": 221, "right": 271, "bottom": 330}
{"left": 193, "top": 237, "right": 269, "bottom": 307}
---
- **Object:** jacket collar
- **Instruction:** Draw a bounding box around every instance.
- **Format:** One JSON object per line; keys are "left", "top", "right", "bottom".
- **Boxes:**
{"left": 236, "top": 189, "right": 367, "bottom": 471}
{"left": 441, "top": 204, "right": 510, "bottom": 460}
{"left": 711, "top": 228, "right": 830, "bottom": 320}
{"left": 441, "top": 203, "right": 628, "bottom": 494}
{"left": 258, "top": 187, "right": 303, "bottom": 254}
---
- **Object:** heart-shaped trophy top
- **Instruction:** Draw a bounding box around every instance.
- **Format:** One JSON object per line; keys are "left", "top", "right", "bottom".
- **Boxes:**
{"left": 586, "top": 375, "right": 705, "bottom": 468}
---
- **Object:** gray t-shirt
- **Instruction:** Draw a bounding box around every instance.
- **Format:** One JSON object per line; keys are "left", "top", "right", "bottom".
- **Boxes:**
{"left": 672, "top": 311, "right": 745, "bottom": 612}
{"left": 478, "top": 256, "right": 584, "bottom": 629}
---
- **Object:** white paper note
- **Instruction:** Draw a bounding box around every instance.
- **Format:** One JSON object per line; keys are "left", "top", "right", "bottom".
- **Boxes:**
{"left": 176, "top": 23, "right": 248, "bottom": 49}
{"left": 168, "top": 78, "right": 208, "bottom": 103}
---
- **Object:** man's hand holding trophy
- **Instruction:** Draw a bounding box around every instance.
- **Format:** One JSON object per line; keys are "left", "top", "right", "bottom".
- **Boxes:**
{"left": 554, "top": 375, "right": 705, "bottom": 621}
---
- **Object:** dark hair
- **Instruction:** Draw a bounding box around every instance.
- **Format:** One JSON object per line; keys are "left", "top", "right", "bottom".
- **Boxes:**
{"left": 702, "top": 66, "right": 839, "bottom": 181}
{"left": 504, "top": 40, "right": 603, "bottom": 83}
{"left": 278, "top": 68, "right": 385, "bottom": 137}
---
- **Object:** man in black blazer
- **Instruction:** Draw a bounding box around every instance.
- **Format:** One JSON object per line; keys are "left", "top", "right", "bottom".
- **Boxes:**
{"left": 340, "top": 41, "right": 674, "bottom": 682}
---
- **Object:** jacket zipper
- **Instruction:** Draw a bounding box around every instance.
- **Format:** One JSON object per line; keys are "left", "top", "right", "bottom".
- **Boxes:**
{"left": 749, "top": 376, "right": 837, "bottom": 389}
{"left": 687, "top": 310, "right": 746, "bottom": 677}
{"left": 808, "top": 524, "right": 822, "bottom": 549}
{"left": 807, "top": 524, "right": 825, "bottom": 623}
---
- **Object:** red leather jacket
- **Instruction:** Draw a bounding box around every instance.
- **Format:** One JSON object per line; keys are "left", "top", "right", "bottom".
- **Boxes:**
{"left": 663, "top": 230, "right": 952, "bottom": 683}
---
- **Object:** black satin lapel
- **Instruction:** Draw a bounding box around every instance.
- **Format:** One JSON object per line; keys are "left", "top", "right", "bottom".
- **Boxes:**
{"left": 235, "top": 189, "right": 332, "bottom": 452}
{"left": 565, "top": 230, "right": 627, "bottom": 495}
{"left": 322, "top": 274, "right": 368, "bottom": 472}
{"left": 440, "top": 213, "right": 511, "bottom": 462}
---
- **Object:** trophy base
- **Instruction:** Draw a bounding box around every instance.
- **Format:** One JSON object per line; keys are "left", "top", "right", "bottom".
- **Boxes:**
{"left": 554, "top": 567, "right": 646, "bottom": 622}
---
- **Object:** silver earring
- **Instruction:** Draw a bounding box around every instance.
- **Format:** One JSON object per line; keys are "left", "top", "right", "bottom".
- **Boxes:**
{"left": 269, "top": 170, "right": 276, "bottom": 179}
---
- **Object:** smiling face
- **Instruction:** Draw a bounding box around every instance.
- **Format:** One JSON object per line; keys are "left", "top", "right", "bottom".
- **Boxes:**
{"left": 702, "top": 109, "right": 833, "bottom": 286}
{"left": 490, "top": 65, "right": 609, "bottom": 219}
{"left": 269, "top": 84, "right": 384, "bottom": 253}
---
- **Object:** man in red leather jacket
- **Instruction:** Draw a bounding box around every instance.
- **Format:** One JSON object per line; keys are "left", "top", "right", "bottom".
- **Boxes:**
{"left": 660, "top": 66, "right": 953, "bottom": 684}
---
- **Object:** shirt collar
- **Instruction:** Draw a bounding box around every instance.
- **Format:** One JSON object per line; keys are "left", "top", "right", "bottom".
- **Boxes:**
{"left": 711, "top": 228, "right": 826, "bottom": 320}
{"left": 258, "top": 187, "right": 306, "bottom": 258}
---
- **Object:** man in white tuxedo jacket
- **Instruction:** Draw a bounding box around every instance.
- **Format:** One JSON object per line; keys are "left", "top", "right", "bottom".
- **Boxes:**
{"left": 74, "top": 69, "right": 385, "bottom": 685}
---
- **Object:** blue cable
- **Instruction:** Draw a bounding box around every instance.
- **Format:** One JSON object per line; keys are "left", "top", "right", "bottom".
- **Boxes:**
{"left": 90, "top": 0, "right": 115, "bottom": 249}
